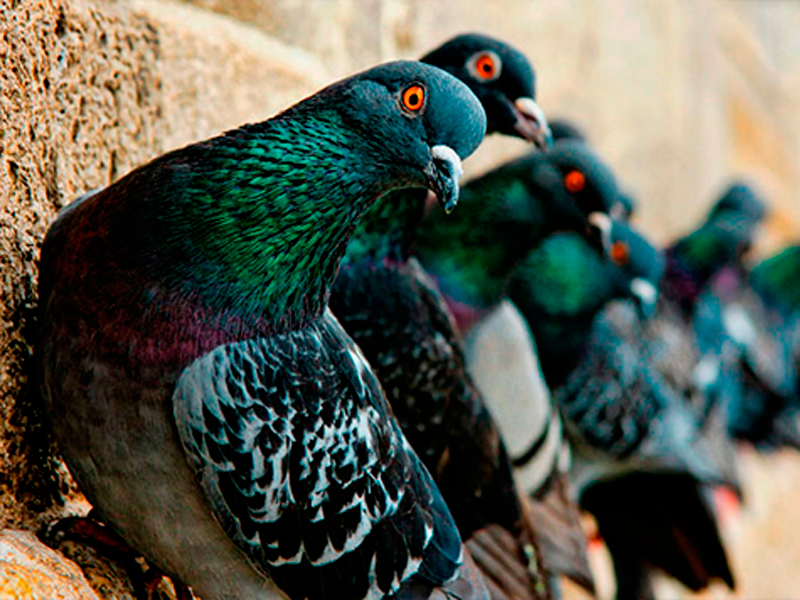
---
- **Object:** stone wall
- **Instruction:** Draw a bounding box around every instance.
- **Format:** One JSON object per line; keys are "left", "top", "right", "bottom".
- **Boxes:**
{"left": 1, "top": 0, "right": 333, "bottom": 530}
{"left": 2, "top": 0, "right": 799, "bottom": 596}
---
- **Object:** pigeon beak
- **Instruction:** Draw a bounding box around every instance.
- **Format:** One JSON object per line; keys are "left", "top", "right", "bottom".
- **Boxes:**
{"left": 426, "top": 145, "right": 464, "bottom": 214}
{"left": 512, "top": 97, "right": 553, "bottom": 151}
{"left": 630, "top": 277, "right": 659, "bottom": 318}
{"left": 587, "top": 212, "right": 613, "bottom": 255}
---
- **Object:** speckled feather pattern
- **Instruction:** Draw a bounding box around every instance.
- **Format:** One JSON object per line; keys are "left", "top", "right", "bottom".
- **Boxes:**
{"left": 331, "top": 257, "right": 523, "bottom": 539}
{"left": 173, "top": 309, "right": 463, "bottom": 599}
{"left": 332, "top": 257, "right": 459, "bottom": 464}
{"left": 554, "top": 312, "right": 661, "bottom": 459}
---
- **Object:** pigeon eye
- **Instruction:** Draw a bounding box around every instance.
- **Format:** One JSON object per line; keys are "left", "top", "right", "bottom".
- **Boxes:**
{"left": 401, "top": 84, "right": 426, "bottom": 113}
{"left": 564, "top": 170, "right": 586, "bottom": 193}
{"left": 469, "top": 51, "right": 502, "bottom": 81}
{"left": 610, "top": 241, "right": 630, "bottom": 266}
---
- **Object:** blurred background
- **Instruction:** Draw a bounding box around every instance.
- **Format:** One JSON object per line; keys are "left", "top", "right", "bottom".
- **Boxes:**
{"left": 2, "top": 0, "right": 800, "bottom": 597}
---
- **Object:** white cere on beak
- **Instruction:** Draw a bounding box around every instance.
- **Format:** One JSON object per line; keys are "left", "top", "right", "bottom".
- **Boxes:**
{"left": 630, "top": 277, "right": 658, "bottom": 306}
{"left": 588, "top": 212, "right": 613, "bottom": 252}
{"left": 515, "top": 98, "right": 549, "bottom": 129}
{"left": 429, "top": 145, "right": 464, "bottom": 214}
{"left": 610, "top": 203, "right": 628, "bottom": 221}
{"left": 431, "top": 145, "right": 463, "bottom": 181}
{"left": 515, "top": 98, "right": 553, "bottom": 145}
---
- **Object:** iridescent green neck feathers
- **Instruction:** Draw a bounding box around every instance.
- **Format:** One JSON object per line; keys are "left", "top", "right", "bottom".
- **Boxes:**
{"left": 124, "top": 112, "right": 386, "bottom": 323}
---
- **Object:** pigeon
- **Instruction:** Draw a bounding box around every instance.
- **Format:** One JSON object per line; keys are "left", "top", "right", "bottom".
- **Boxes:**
{"left": 508, "top": 221, "right": 736, "bottom": 598}
{"left": 422, "top": 33, "right": 552, "bottom": 150}
{"left": 655, "top": 182, "right": 776, "bottom": 451}
{"left": 587, "top": 183, "right": 766, "bottom": 598}
{"left": 723, "top": 242, "right": 800, "bottom": 448}
{"left": 614, "top": 183, "right": 769, "bottom": 469}
{"left": 37, "top": 61, "right": 489, "bottom": 600}
{"left": 330, "top": 34, "right": 554, "bottom": 599}
{"left": 416, "top": 140, "right": 621, "bottom": 595}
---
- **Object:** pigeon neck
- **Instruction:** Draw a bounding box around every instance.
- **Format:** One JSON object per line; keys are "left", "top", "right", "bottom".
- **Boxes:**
{"left": 752, "top": 246, "right": 800, "bottom": 311}
{"left": 509, "top": 233, "right": 616, "bottom": 386}
{"left": 663, "top": 232, "right": 723, "bottom": 313}
{"left": 664, "top": 218, "right": 753, "bottom": 313}
{"left": 127, "top": 112, "right": 392, "bottom": 330}
{"left": 418, "top": 183, "right": 550, "bottom": 311}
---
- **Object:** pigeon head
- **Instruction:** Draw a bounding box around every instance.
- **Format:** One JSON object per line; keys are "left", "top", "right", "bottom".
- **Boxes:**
{"left": 475, "top": 138, "right": 622, "bottom": 245}
{"left": 323, "top": 60, "right": 486, "bottom": 213}
{"left": 704, "top": 180, "right": 767, "bottom": 256}
{"left": 605, "top": 220, "right": 665, "bottom": 318}
{"left": 547, "top": 121, "right": 637, "bottom": 221}
{"left": 708, "top": 180, "right": 768, "bottom": 225}
{"left": 536, "top": 140, "right": 624, "bottom": 254}
{"left": 546, "top": 140, "right": 619, "bottom": 219}
{"left": 486, "top": 140, "right": 623, "bottom": 257}
{"left": 421, "top": 33, "right": 551, "bottom": 150}
{"left": 416, "top": 139, "right": 622, "bottom": 310}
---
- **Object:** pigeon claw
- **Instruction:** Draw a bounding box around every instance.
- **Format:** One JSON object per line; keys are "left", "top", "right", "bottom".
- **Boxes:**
{"left": 39, "top": 514, "right": 196, "bottom": 600}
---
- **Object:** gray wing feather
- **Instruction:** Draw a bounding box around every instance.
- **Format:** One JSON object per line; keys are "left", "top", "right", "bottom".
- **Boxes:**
{"left": 171, "top": 310, "right": 457, "bottom": 599}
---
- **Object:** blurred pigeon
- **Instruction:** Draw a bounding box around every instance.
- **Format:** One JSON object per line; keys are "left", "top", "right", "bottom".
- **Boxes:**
{"left": 509, "top": 221, "right": 736, "bottom": 598}
{"left": 418, "top": 140, "right": 622, "bottom": 595}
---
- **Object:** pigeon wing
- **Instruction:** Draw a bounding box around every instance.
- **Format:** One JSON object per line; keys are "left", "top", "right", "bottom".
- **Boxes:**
{"left": 173, "top": 309, "right": 462, "bottom": 600}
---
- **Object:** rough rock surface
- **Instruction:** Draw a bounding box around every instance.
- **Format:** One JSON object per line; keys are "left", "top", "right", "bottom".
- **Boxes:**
{"left": 0, "top": 529, "right": 101, "bottom": 599}
{"left": 1, "top": 1, "right": 327, "bottom": 593}
{"left": 2, "top": 0, "right": 164, "bottom": 531}
{"left": 0, "top": 0, "right": 327, "bottom": 532}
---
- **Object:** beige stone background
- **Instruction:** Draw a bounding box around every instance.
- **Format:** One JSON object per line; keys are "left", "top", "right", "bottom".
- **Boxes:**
{"left": 2, "top": 0, "right": 800, "bottom": 597}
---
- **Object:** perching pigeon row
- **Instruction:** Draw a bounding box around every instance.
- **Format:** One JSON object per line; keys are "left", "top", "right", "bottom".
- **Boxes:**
{"left": 33, "top": 31, "right": 800, "bottom": 600}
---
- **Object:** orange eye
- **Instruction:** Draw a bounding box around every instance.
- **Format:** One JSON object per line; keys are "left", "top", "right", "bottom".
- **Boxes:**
{"left": 475, "top": 53, "right": 497, "bottom": 79}
{"left": 564, "top": 170, "right": 586, "bottom": 193}
{"left": 610, "top": 241, "right": 630, "bottom": 266}
{"left": 402, "top": 84, "right": 425, "bottom": 112}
